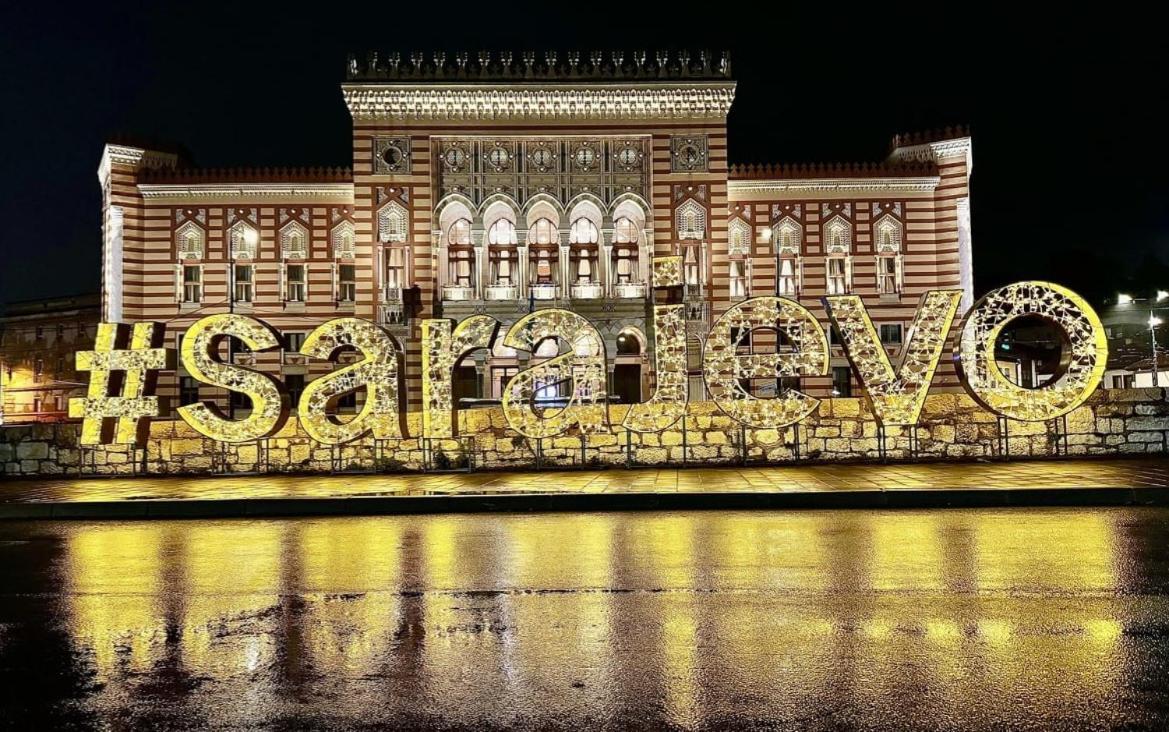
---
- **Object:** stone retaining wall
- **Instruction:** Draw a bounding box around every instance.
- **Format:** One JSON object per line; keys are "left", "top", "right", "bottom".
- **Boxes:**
{"left": 2, "top": 390, "right": 1167, "bottom": 477}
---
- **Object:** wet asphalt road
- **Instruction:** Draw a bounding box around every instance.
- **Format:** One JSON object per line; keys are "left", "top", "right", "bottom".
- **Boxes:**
{"left": 1, "top": 508, "right": 1168, "bottom": 730}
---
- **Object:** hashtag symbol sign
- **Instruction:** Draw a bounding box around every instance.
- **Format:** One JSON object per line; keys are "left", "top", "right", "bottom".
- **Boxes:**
{"left": 68, "top": 322, "right": 174, "bottom": 446}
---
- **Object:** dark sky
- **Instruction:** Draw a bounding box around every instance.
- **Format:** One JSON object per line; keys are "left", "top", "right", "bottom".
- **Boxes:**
{"left": 1, "top": 3, "right": 1166, "bottom": 306}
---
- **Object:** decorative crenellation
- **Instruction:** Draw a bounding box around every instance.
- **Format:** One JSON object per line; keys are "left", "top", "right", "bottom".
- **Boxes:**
{"left": 342, "top": 86, "right": 737, "bottom": 121}
{"left": 346, "top": 50, "right": 732, "bottom": 82}
{"left": 140, "top": 166, "right": 352, "bottom": 183}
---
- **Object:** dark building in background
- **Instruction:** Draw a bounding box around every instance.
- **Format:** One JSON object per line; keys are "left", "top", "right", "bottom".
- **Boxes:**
{"left": 0, "top": 294, "right": 100, "bottom": 425}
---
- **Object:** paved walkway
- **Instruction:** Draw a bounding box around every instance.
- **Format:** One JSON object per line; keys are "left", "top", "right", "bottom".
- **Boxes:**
{"left": 1, "top": 458, "right": 1167, "bottom": 519}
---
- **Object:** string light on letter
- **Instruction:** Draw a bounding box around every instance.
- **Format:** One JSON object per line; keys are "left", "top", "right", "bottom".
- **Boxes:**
{"left": 824, "top": 290, "right": 963, "bottom": 426}
{"left": 501, "top": 309, "right": 609, "bottom": 439}
{"left": 624, "top": 256, "right": 687, "bottom": 432}
{"left": 703, "top": 297, "right": 829, "bottom": 429}
{"left": 955, "top": 280, "right": 1108, "bottom": 421}
{"left": 298, "top": 317, "right": 403, "bottom": 445}
{"left": 178, "top": 314, "right": 287, "bottom": 442}
{"left": 421, "top": 315, "right": 499, "bottom": 439}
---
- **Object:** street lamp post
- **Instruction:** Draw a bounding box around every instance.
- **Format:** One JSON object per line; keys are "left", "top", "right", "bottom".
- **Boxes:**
{"left": 1118, "top": 291, "right": 1169, "bottom": 388}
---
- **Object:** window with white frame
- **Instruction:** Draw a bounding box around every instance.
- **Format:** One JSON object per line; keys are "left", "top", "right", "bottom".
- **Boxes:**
{"left": 826, "top": 257, "right": 848, "bottom": 295}
{"left": 823, "top": 217, "right": 851, "bottom": 295}
{"left": 233, "top": 264, "right": 254, "bottom": 302}
{"left": 777, "top": 257, "right": 799, "bottom": 297}
{"left": 447, "top": 218, "right": 474, "bottom": 288}
{"left": 338, "top": 264, "right": 356, "bottom": 302}
{"left": 683, "top": 243, "right": 702, "bottom": 289}
{"left": 285, "top": 263, "right": 306, "bottom": 302}
{"left": 876, "top": 254, "right": 900, "bottom": 294}
{"left": 378, "top": 201, "right": 408, "bottom": 243}
{"left": 182, "top": 265, "right": 202, "bottom": 303}
{"left": 873, "top": 215, "right": 903, "bottom": 295}
{"left": 729, "top": 259, "right": 749, "bottom": 298}
{"left": 384, "top": 247, "right": 406, "bottom": 291}
{"left": 728, "top": 219, "right": 751, "bottom": 298}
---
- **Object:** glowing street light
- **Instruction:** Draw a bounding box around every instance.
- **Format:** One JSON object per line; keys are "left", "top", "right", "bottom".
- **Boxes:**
{"left": 1157, "top": 290, "right": 1169, "bottom": 302}
{"left": 1117, "top": 293, "right": 1135, "bottom": 305}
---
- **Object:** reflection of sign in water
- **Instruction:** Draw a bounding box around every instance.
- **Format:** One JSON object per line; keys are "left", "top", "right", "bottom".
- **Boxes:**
{"left": 70, "top": 280, "right": 1108, "bottom": 447}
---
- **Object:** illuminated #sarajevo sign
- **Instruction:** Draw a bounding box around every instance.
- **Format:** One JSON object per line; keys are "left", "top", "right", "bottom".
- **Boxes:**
{"left": 69, "top": 265, "right": 1107, "bottom": 447}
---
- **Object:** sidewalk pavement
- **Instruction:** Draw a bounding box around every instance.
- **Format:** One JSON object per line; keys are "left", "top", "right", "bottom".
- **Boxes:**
{"left": 2, "top": 457, "right": 1168, "bottom": 519}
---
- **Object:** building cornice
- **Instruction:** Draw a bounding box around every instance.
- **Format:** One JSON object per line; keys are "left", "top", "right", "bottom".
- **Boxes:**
{"left": 137, "top": 183, "right": 355, "bottom": 202}
{"left": 342, "top": 83, "right": 737, "bottom": 121}
{"left": 728, "top": 177, "right": 940, "bottom": 197}
{"left": 888, "top": 137, "right": 973, "bottom": 173}
{"left": 98, "top": 145, "right": 178, "bottom": 186}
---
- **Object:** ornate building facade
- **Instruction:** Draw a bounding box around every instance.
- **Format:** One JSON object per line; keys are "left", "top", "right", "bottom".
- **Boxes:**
{"left": 97, "top": 51, "right": 973, "bottom": 417}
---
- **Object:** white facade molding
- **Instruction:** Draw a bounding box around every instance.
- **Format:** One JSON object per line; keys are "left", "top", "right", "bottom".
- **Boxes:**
{"left": 138, "top": 183, "right": 355, "bottom": 202}
{"left": 97, "top": 145, "right": 178, "bottom": 186}
{"left": 342, "top": 83, "right": 737, "bottom": 121}
{"left": 728, "top": 177, "right": 940, "bottom": 198}
{"left": 888, "top": 137, "right": 973, "bottom": 173}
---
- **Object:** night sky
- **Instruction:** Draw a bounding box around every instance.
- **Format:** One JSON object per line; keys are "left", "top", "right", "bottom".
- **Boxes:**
{"left": 1, "top": 3, "right": 1166, "bottom": 306}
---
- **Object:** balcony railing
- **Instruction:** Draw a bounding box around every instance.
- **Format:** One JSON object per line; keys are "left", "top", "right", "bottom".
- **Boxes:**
{"left": 378, "top": 303, "right": 407, "bottom": 326}
{"left": 570, "top": 282, "right": 604, "bottom": 300}
{"left": 530, "top": 283, "right": 559, "bottom": 300}
{"left": 442, "top": 284, "right": 476, "bottom": 301}
{"left": 613, "top": 282, "right": 647, "bottom": 299}
{"left": 484, "top": 284, "right": 519, "bottom": 301}
{"left": 382, "top": 286, "right": 402, "bottom": 302}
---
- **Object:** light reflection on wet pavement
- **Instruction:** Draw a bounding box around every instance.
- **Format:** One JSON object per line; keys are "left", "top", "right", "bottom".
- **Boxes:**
{"left": 2, "top": 508, "right": 1169, "bottom": 729}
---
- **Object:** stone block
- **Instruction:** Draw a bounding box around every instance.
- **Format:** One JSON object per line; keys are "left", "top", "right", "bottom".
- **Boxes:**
{"left": 706, "top": 431, "right": 728, "bottom": 445}
{"left": 752, "top": 429, "right": 779, "bottom": 446}
{"left": 660, "top": 431, "right": 683, "bottom": 446}
{"left": 16, "top": 442, "right": 48, "bottom": 460}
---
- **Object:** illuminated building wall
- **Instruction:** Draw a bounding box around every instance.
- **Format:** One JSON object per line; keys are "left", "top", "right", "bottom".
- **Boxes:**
{"left": 0, "top": 294, "right": 100, "bottom": 424}
{"left": 94, "top": 51, "right": 971, "bottom": 419}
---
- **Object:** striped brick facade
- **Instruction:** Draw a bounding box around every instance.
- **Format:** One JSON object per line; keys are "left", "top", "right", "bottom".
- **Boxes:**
{"left": 97, "top": 52, "right": 972, "bottom": 418}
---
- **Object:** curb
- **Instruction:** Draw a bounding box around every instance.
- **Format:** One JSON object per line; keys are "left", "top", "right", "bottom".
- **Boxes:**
{"left": 1, "top": 486, "right": 1167, "bottom": 520}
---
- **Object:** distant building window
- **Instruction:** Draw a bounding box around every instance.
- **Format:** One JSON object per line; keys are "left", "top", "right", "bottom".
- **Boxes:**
{"left": 285, "top": 374, "right": 305, "bottom": 411}
{"left": 385, "top": 247, "right": 406, "bottom": 291}
{"left": 880, "top": 323, "right": 903, "bottom": 345}
{"left": 179, "top": 376, "right": 200, "bottom": 406}
{"left": 34, "top": 358, "right": 44, "bottom": 381}
{"left": 877, "top": 255, "right": 900, "bottom": 294}
{"left": 729, "top": 259, "right": 748, "bottom": 298}
{"left": 35, "top": 326, "right": 44, "bottom": 342}
{"left": 832, "top": 366, "right": 852, "bottom": 397}
{"left": 338, "top": 264, "right": 357, "bottom": 302}
{"left": 777, "top": 257, "right": 799, "bottom": 297}
{"left": 285, "top": 263, "right": 306, "bottom": 302}
{"left": 285, "top": 332, "right": 305, "bottom": 352}
{"left": 233, "top": 264, "right": 254, "bottom": 303}
{"left": 827, "top": 257, "right": 848, "bottom": 295}
{"left": 183, "top": 265, "right": 202, "bottom": 303}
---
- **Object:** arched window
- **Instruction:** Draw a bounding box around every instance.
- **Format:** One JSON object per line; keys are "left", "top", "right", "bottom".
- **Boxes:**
{"left": 773, "top": 218, "right": 802, "bottom": 297}
{"left": 176, "top": 221, "right": 204, "bottom": 259}
{"left": 331, "top": 221, "right": 356, "bottom": 259}
{"left": 378, "top": 201, "right": 408, "bottom": 243}
{"left": 676, "top": 199, "right": 706, "bottom": 240}
{"left": 229, "top": 222, "right": 258, "bottom": 260}
{"left": 528, "top": 217, "right": 559, "bottom": 289}
{"left": 280, "top": 222, "right": 308, "bottom": 259}
{"left": 611, "top": 215, "right": 640, "bottom": 285}
{"left": 569, "top": 217, "right": 598, "bottom": 244}
{"left": 823, "top": 217, "right": 852, "bottom": 254}
{"left": 487, "top": 218, "right": 516, "bottom": 246}
{"left": 728, "top": 219, "right": 752, "bottom": 299}
{"left": 527, "top": 218, "right": 559, "bottom": 246}
{"left": 873, "top": 215, "right": 903, "bottom": 295}
{"left": 569, "top": 217, "right": 599, "bottom": 285}
{"left": 447, "top": 218, "right": 474, "bottom": 288}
